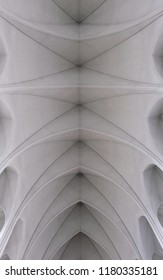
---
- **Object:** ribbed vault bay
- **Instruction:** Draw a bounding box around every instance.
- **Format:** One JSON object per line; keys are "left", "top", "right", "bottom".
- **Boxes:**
{"left": 0, "top": 0, "right": 163, "bottom": 260}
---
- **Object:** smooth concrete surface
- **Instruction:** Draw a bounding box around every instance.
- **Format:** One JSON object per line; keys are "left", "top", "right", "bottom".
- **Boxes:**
{"left": 0, "top": 0, "right": 163, "bottom": 260}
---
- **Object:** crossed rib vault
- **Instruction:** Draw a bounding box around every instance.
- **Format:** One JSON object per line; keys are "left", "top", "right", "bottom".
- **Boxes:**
{"left": 1, "top": 0, "right": 163, "bottom": 260}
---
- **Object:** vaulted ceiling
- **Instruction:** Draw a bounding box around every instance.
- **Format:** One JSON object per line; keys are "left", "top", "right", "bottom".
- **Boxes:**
{"left": 0, "top": 0, "right": 163, "bottom": 260}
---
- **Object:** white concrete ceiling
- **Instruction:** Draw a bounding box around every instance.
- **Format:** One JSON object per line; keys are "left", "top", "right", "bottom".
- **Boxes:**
{"left": 0, "top": 0, "right": 163, "bottom": 260}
